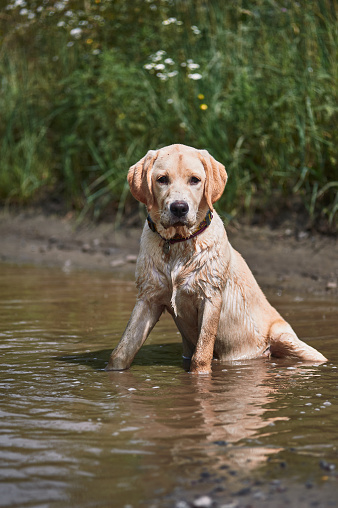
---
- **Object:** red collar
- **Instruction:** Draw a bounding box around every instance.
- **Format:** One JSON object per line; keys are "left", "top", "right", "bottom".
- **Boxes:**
{"left": 147, "top": 210, "right": 213, "bottom": 253}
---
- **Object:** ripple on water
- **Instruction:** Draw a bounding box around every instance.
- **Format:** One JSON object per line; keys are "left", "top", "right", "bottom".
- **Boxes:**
{"left": 0, "top": 265, "right": 337, "bottom": 507}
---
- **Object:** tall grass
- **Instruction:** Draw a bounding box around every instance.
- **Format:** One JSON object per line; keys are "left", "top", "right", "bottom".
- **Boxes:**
{"left": 0, "top": 1, "right": 337, "bottom": 228}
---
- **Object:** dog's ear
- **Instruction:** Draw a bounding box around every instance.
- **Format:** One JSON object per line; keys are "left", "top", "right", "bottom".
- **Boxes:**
{"left": 198, "top": 150, "right": 227, "bottom": 211}
{"left": 127, "top": 150, "right": 158, "bottom": 210}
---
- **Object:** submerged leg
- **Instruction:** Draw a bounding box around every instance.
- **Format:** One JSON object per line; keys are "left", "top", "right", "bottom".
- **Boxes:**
{"left": 189, "top": 296, "right": 222, "bottom": 374}
{"left": 106, "top": 299, "right": 163, "bottom": 371}
{"left": 269, "top": 320, "right": 327, "bottom": 362}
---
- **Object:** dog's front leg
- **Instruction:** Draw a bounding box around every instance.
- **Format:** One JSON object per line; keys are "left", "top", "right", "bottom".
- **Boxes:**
{"left": 189, "top": 296, "right": 222, "bottom": 374}
{"left": 106, "top": 299, "right": 163, "bottom": 371}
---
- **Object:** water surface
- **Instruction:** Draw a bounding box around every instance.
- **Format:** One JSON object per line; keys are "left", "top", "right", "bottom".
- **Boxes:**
{"left": 0, "top": 264, "right": 337, "bottom": 507}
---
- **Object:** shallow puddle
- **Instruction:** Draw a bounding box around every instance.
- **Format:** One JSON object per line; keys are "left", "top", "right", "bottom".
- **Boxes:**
{"left": 0, "top": 264, "right": 337, "bottom": 507}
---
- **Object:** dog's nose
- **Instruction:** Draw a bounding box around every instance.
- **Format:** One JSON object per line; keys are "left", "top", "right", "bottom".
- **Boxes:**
{"left": 170, "top": 201, "right": 189, "bottom": 218}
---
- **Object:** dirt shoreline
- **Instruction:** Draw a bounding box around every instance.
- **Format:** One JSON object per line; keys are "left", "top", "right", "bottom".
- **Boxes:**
{"left": 0, "top": 209, "right": 337, "bottom": 296}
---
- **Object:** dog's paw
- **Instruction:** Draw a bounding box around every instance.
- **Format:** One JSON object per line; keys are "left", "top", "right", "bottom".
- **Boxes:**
{"left": 189, "top": 369, "right": 212, "bottom": 375}
{"left": 189, "top": 363, "right": 212, "bottom": 375}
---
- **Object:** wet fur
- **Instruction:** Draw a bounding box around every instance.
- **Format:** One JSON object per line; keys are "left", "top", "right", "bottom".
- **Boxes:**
{"left": 107, "top": 144, "right": 327, "bottom": 373}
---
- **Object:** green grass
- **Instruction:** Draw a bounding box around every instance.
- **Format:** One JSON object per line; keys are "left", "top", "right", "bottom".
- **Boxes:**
{"left": 0, "top": 0, "right": 337, "bottom": 229}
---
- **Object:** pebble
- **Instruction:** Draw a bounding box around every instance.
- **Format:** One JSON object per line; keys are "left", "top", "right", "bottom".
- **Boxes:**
{"left": 235, "top": 486, "right": 251, "bottom": 496}
{"left": 298, "top": 231, "right": 309, "bottom": 241}
{"left": 213, "top": 440, "right": 228, "bottom": 446}
{"left": 326, "top": 281, "right": 337, "bottom": 290}
{"left": 319, "top": 460, "right": 335, "bottom": 471}
{"left": 192, "top": 495, "right": 213, "bottom": 508}
{"left": 104, "top": 247, "right": 117, "bottom": 256}
{"left": 82, "top": 243, "right": 91, "bottom": 252}
{"left": 110, "top": 259, "right": 125, "bottom": 267}
{"left": 175, "top": 502, "right": 190, "bottom": 508}
{"left": 126, "top": 254, "right": 138, "bottom": 263}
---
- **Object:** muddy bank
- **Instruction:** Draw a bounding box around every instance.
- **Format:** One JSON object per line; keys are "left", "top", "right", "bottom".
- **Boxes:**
{"left": 0, "top": 209, "right": 337, "bottom": 295}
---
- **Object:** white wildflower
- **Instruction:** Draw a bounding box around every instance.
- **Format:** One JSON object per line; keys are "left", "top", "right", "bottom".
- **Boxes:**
{"left": 156, "top": 73, "right": 168, "bottom": 81}
{"left": 187, "top": 62, "right": 200, "bottom": 70}
{"left": 167, "top": 98, "right": 174, "bottom": 104}
{"left": 188, "top": 73, "right": 202, "bottom": 80}
{"left": 70, "top": 28, "right": 82, "bottom": 39}
{"left": 164, "top": 58, "right": 174, "bottom": 65}
{"left": 55, "top": 1, "right": 66, "bottom": 10}
{"left": 162, "top": 17, "right": 177, "bottom": 25}
{"left": 14, "top": 0, "right": 26, "bottom": 6}
{"left": 167, "top": 71, "right": 178, "bottom": 77}
{"left": 57, "top": 21, "right": 66, "bottom": 27}
{"left": 150, "top": 49, "right": 166, "bottom": 62}
{"left": 151, "top": 50, "right": 166, "bottom": 61}
{"left": 191, "top": 25, "right": 201, "bottom": 35}
{"left": 180, "top": 62, "right": 187, "bottom": 67}
{"left": 67, "top": 41, "right": 74, "bottom": 47}
{"left": 19, "top": 8, "right": 28, "bottom": 15}
{"left": 92, "top": 49, "right": 101, "bottom": 55}
{"left": 144, "top": 63, "right": 155, "bottom": 70}
{"left": 65, "top": 10, "right": 73, "bottom": 16}
{"left": 27, "top": 11, "right": 35, "bottom": 19}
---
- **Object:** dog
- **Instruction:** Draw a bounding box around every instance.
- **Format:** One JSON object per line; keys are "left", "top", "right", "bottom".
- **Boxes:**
{"left": 106, "top": 144, "right": 327, "bottom": 374}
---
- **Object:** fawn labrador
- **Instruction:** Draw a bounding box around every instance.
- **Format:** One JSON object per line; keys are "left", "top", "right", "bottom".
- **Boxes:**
{"left": 106, "top": 144, "right": 326, "bottom": 373}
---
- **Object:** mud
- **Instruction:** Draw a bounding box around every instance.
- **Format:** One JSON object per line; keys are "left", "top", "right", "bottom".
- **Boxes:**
{"left": 0, "top": 209, "right": 337, "bottom": 295}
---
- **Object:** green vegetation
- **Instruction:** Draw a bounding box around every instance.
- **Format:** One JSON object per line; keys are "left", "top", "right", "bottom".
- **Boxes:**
{"left": 0, "top": 1, "right": 337, "bottom": 228}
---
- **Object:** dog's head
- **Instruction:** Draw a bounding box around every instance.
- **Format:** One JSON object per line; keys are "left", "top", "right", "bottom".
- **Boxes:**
{"left": 128, "top": 144, "right": 227, "bottom": 234}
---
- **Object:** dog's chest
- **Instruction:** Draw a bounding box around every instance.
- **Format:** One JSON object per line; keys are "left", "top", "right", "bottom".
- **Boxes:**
{"left": 139, "top": 248, "right": 224, "bottom": 316}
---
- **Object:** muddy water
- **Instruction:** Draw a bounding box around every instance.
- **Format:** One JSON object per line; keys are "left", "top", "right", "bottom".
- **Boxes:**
{"left": 0, "top": 264, "right": 337, "bottom": 508}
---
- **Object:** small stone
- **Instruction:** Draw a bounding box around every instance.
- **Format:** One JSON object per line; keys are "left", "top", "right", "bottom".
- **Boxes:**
{"left": 326, "top": 281, "right": 337, "bottom": 290}
{"left": 126, "top": 254, "right": 138, "bottom": 263}
{"left": 253, "top": 491, "right": 266, "bottom": 500}
{"left": 235, "top": 487, "right": 251, "bottom": 496}
{"left": 110, "top": 259, "right": 125, "bottom": 267}
{"left": 319, "top": 460, "right": 335, "bottom": 471}
{"left": 82, "top": 243, "right": 91, "bottom": 252}
{"left": 193, "top": 495, "right": 213, "bottom": 508}
{"left": 213, "top": 440, "right": 228, "bottom": 446}
{"left": 200, "top": 471, "right": 211, "bottom": 479}
{"left": 298, "top": 231, "right": 309, "bottom": 240}
{"left": 175, "top": 502, "right": 190, "bottom": 508}
{"left": 104, "top": 248, "right": 116, "bottom": 256}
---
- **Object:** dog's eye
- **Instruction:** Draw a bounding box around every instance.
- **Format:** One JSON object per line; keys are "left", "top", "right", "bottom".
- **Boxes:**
{"left": 190, "top": 176, "right": 201, "bottom": 185}
{"left": 157, "top": 176, "right": 169, "bottom": 184}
